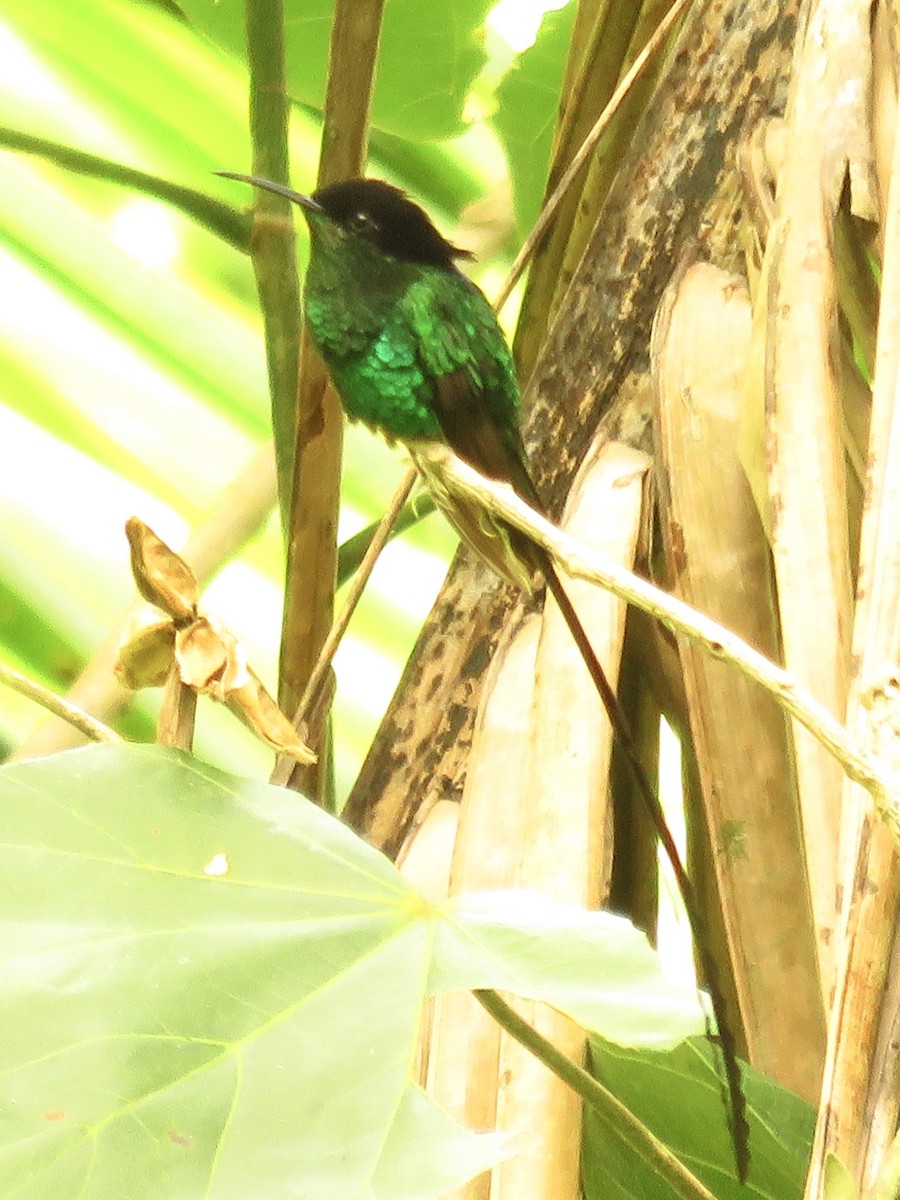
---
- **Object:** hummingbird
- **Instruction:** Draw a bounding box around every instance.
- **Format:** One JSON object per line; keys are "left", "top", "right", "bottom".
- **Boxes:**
{"left": 219, "top": 170, "right": 748, "bottom": 1179}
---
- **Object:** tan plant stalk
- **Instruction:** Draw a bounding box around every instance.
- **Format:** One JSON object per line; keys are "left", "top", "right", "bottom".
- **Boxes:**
{"left": 653, "top": 261, "right": 825, "bottom": 1101}
{"left": 493, "top": 0, "right": 693, "bottom": 317}
{"left": 276, "top": 0, "right": 386, "bottom": 802}
{"left": 761, "top": 0, "right": 877, "bottom": 994}
{"left": 805, "top": 7, "right": 900, "bottom": 1192}
{"left": 423, "top": 443, "right": 648, "bottom": 1200}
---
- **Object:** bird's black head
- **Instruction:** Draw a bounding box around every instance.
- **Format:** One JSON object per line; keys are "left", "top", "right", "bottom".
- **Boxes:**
{"left": 311, "top": 178, "right": 473, "bottom": 270}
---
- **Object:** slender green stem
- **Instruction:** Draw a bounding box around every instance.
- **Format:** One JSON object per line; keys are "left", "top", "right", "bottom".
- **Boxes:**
{"left": 0, "top": 661, "right": 122, "bottom": 744}
{"left": 473, "top": 989, "right": 718, "bottom": 1200}
{"left": 243, "top": 0, "right": 303, "bottom": 530}
{"left": 0, "top": 126, "right": 249, "bottom": 251}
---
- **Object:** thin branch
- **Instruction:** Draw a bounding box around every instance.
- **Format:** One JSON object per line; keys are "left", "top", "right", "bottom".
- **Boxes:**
{"left": 493, "top": 0, "right": 693, "bottom": 315}
{"left": 426, "top": 447, "right": 900, "bottom": 829}
{"left": 244, "top": 0, "right": 303, "bottom": 529}
{"left": 295, "top": 467, "right": 416, "bottom": 726}
{"left": 336, "top": 489, "right": 435, "bottom": 584}
{"left": 0, "top": 661, "right": 123, "bottom": 744}
{"left": 0, "top": 126, "right": 250, "bottom": 251}
{"left": 474, "top": 989, "right": 718, "bottom": 1200}
{"left": 270, "top": 467, "right": 416, "bottom": 787}
{"left": 277, "top": 0, "right": 386, "bottom": 800}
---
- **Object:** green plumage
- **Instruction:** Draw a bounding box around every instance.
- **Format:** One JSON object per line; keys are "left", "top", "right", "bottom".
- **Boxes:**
{"left": 289, "top": 176, "right": 537, "bottom": 589}
{"left": 303, "top": 230, "right": 521, "bottom": 451}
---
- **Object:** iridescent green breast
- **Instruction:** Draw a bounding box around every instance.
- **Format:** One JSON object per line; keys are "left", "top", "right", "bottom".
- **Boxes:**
{"left": 321, "top": 312, "right": 444, "bottom": 442}
{"left": 304, "top": 263, "right": 520, "bottom": 446}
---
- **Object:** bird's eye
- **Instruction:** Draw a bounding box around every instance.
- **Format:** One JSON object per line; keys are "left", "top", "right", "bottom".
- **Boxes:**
{"left": 347, "top": 210, "right": 376, "bottom": 235}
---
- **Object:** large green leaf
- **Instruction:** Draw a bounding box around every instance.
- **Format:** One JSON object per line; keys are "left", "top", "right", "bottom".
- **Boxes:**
{"left": 584, "top": 1037, "right": 815, "bottom": 1200}
{"left": 176, "top": 0, "right": 494, "bottom": 141}
{"left": 0, "top": 744, "right": 704, "bottom": 1199}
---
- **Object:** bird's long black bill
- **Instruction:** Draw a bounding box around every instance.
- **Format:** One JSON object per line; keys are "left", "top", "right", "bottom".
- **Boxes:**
{"left": 215, "top": 171, "right": 322, "bottom": 213}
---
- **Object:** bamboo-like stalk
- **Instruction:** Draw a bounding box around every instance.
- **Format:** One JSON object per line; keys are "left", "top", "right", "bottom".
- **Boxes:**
{"left": 654, "top": 261, "right": 825, "bottom": 1102}
{"left": 244, "top": 0, "right": 301, "bottom": 527}
{"left": 490, "top": 444, "right": 646, "bottom": 1200}
{"left": 277, "top": 0, "right": 385, "bottom": 799}
{"left": 761, "top": 0, "right": 877, "bottom": 994}
{"left": 872, "top": 0, "right": 899, "bottom": 246}
{"left": 541, "top": 0, "right": 680, "bottom": 352}
{"left": 805, "top": 11, "right": 900, "bottom": 1192}
{"left": 425, "top": 443, "right": 647, "bottom": 1200}
{"left": 424, "top": 615, "right": 540, "bottom": 1200}
{"left": 512, "top": 1, "right": 638, "bottom": 382}
{"left": 396, "top": 797, "right": 459, "bottom": 1087}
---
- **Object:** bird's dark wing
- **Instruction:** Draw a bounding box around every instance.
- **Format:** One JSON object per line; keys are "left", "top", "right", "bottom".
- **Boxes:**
{"left": 401, "top": 271, "right": 541, "bottom": 590}
{"left": 404, "top": 272, "right": 543, "bottom": 501}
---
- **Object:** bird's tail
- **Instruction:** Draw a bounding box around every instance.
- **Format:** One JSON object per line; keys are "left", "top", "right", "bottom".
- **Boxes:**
{"left": 531, "top": 545, "right": 749, "bottom": 1181}
{"left": 412, "top": 438, "right": 748, "bottom": 1179}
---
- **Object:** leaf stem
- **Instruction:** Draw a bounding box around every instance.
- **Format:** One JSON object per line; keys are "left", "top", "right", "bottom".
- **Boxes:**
{"left": 474, "top": 988, "right": 718, "bottom": 1200}
{"left": 243, "top": 0, "right": 303, "bottom": 528}
{"left": 0, "top": 125, "right": 249, "bottom": 251}
{"left": 0, "top": 661, "right": 123, "bottom": 744}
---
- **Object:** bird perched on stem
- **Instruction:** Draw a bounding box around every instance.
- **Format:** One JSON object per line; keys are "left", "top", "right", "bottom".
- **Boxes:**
{"left": 219, "top": 169, "right": 748, "bottom": 1181}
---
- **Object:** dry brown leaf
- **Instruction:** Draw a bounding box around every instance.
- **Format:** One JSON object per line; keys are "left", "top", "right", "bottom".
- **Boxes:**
{"left": 175, "top": 617, "right": 316, "bottom": 764}
{"left": 125, "top": 517, "right": 199, "bottom": 623}
{"left": 226, "top": 666, "right": 317, "bottom": 764}
{"left": 115, "top": 608, "right": 177, "bottom": 690}
{"left": 121, "top": 520, "right": 315, "bottom": 766}
{"left": 654, "top": 261, "right": 825, "bottom": 1102}
{"left": 174, "top": 617, "right": 233, "bottom": 694}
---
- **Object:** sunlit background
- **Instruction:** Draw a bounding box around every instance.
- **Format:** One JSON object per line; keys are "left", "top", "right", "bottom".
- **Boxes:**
{"left": 0, "top": 0, "right": 571, "bottom": 780}
{"left": 0, "top": 0, "right": 691, "bottom": 978}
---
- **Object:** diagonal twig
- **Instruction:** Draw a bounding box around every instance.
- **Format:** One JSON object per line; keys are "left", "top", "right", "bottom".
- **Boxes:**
{"left": 428, "top": 446, "right": 900, "bottom": 828}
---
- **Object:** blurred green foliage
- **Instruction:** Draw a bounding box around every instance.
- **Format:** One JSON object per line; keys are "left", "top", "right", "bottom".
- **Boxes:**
{"left": 0, "top": 0, "right": 571, "bottom": 793}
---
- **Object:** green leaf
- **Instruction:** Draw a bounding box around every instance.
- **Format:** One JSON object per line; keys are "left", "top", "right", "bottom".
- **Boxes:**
{"left": 0, "top": 744, "right": 703, "bottom": 1198}
{"left": 492, "top": 3, "right": 575, "bottom": 234}
{"left": 584, "top": 1037, "right": 815, "bottom": 1200}
{"left": 434, "top": 892, "right": 703, "bottom": 1048}
{"left": 175, "top": 0, "right": 493, "bottom": 141}
{"left": 823, "top": 1154, "right": 859, "bottom": 1200}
